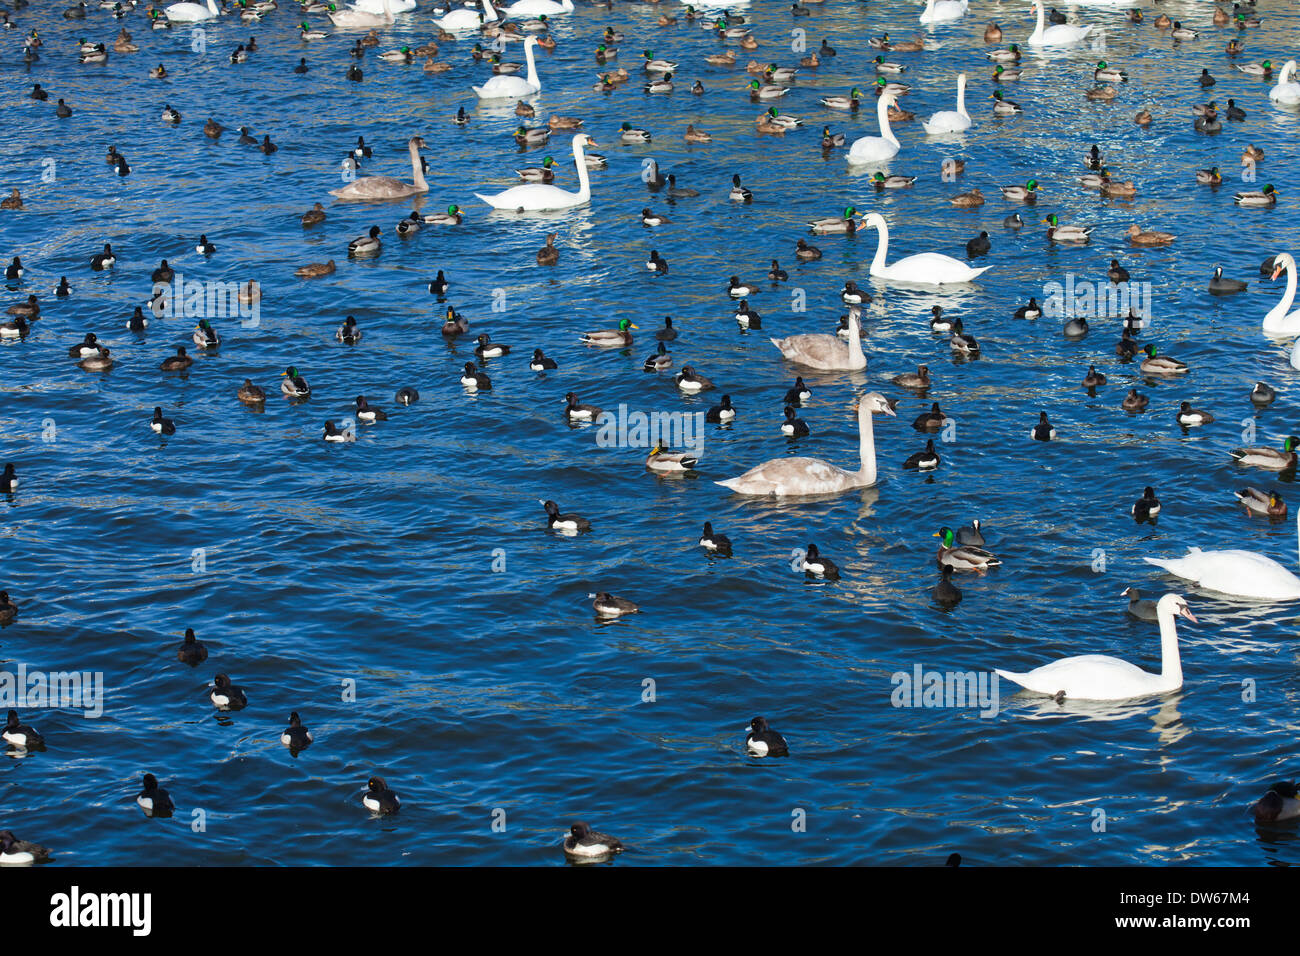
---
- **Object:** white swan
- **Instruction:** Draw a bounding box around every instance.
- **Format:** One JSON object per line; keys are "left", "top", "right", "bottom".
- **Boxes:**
{"left": 1263, "top": 252, "right": 1300, "bottom": 336}
{"left": 921, "top": 73, "right": 971, "bottom": 134}
{"left": 473, "top": 35, "right": 540, "bottom": 99}
{"left": 436, "top": 0, "right": 497, "bottom": 31}
{"left": 352, "top": 0, "right": 413, "bottom": 12}
{"left": 476, "top": 134, "right": 597, "bottom": 211}
{"left": 769, "top": 308, "right": 866, "bottom": 371}
{"left": 995, "top": 594, "right": 1194, "bottom": 701}
{"left": 716, "top": 393, "right": 895, "bottom": 496}
{"left": 919, "top": 0, "right": 967, "bottom": 23}
{"left": 331, "top": 0, "right": 396, "bottom": 28}
{"left": 1270, "top": 60, "right": 1300, "bottom": 105}
{"left": 502, "top": 0, "right": 573, "bottom": 15}
{"left": 165, "top": 0, "right": 219, "bottom": 22}
{"left": 1144, "top": 512, "right": 1300, "bottom": 601}
{"left": 846, "top": 92, "right": 900, "bottom": 165}
{"left": 1026, "top": 0, "right": 1093, "bottom": 45}
{"left": 863, "top": 212, "right": 991, "bottom": 284}
{"left": 329, "top": 136, "right": 428, "bottom": 200}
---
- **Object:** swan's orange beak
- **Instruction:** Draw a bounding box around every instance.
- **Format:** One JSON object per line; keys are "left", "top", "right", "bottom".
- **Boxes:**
{"left": 1180, "top": 605, "right": 1198, "bottom": 623}
{"left": 1272, "top": 266, "right": 1283, "bottom": 280}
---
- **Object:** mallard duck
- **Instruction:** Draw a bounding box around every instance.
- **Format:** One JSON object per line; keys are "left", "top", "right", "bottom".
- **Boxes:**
{"left": 1127, "top": 224, "right": 1174, "bottom": 246}
{"left": 1237, "top": 59, "right": 1272, "bottom": 77}
{"left": 516, "top": 156, "right": 557, "bottom": 183}
{"left": 727, "top": 174, "right": 752, "bottom": 202}
{"left": 872, "top": 55, "right": 905, "bottom": 76}
{"left": 1232, "top": 436, "right": 1299, "bottom": 471}
{"left": 872, "top": 171, "right": 914, "bottom": 189}
{"left": 646, "top": 444, "right": 698, "bottom": 473}
{"left": 984, "top": 21, "right": 1002, "bottom": 42}
{"left": 642, "top": 50, "right": 678, "bottom": 73}
{"left": 1043, "top": 214, "right": 1091, "bottom": 243}
{"left": 764, "top": 63, "right": 798, "bottom": 82}
{"left": 888, "top": 104, "right": 916, "bottom": 122}
{"left": 748, "top": 78, "right": 787, "bottom": 100}
{"left": 990, "top": 89, "right": 1022, "bottom": 114}
{"left": 1243, "top": 144, "right": 1264, "bottom": 164}
{"left": 1235, "top": 184, "right": 1277, "bottom": 207}
{"left": 618, "top": 121, "right": 651, "bottom": 144}
{"left": 1085, "top": 85, "right": 1117, "bottom": 101}
{"left": 950, "top": 189, "right": 985, "bottom": 207}
{"left": 808, "top": 206, "right": 858, "bottom": 234}
{"left": 993, "top": 64, "right": 1021, "bottom": 81}
{"left": 425, "top": 205, "right": 463, "bottom": 225}
{"left": 799, "top": 51, "right": 820, "bottom": 69}
{"left": 889, "top": 35, "right": 925, "bottom": 52}
{"left": 761, "top": 106, "right": 801, "bottom": 129}
{"left": 683, "top": 124, "right": 713, "bottom": 144}
{"left": 1001, "top": 179, "right": 1038, "bottom": 203}
{"left": 514, "top": 126, "right": 550, "bottom": 147}
{"left": 580, "top": 317, "right": 636, "bottom": 347}
{"left": 935, "top": 526, "right": 1000, "bottom": 571}
{"left": 348, "top": 225, "right": 382, "bottom": 257}
{"left": 1095, "top": 60, "right": 1128, "bottom": 83}
{"left": 536, "top": 233, "right": 559, "bottom": 266}
{"left": 1196, "top": 167, "right": 1223, "bottom": 186}
{"left": 281, "top": 365, "right": 311, "bottom": 397}
{"left": 949, "top": 319, "right": 980, "bottom": 354}
{"left": 1173, "top": 22, "right": 1199, "bottom": 41}
{"left": 192, "top": 319, "right": 220, "bottom": 348}
{"left": 988, "top": 43, "right": 1021, "bottom": 63}
{"left": 874, "top": 76, "right": 909, "bottom": 97}
{"left": 1235, "top": 487, "right": 1287, "bottom": 518}
{"left": 295, "top": 259, "right": 335, "bottom": 278}
{"left": 1134, "top": 108, "right": 1152, "bottom": 126}
{"left": 1101, "top": 175, "right": 1137, "bottom": 198}
{"left": 705, "top": 49, "right": 736, "bottom": 66}
{"left": 819, "top": 86, "right": 861, "bottom": 111}
{"left": 1139, "top": 344, "right": 1187, "bottom": 375}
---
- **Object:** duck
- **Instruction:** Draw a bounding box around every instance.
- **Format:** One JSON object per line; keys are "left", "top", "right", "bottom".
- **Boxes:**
{"left": 160, "top": 346, "right": 192, "bottom": 371}
{"left": 1, "top": 189, "right": 23, "bottom": 211}
{"left": 768, "top": 260, "right": 788, "bottom": 282}
{"left": 1043, "top": 214, "right": 1091, "bottom": 243}
{"left": 1140, "top": 344, "right": 1188, "bottom": 375}
{"left": 150, "top": 406, "right": 176, "bottom": 435}
{"left": 542, "top": 499, "right": 591, "bottom": 533}
{"left": 1031, "top": 411, "right": 1056, "bottom": 441}
{"left": 645, "top": 444, "right": 698, "bottom": 473}
{"left": 1236, "top": 487, "right": 1287, "bottom": 519}
{"left": 424, "top": 205, "right": 464, "bottom": 226}
{"left": 1001, "top": 179, "right": 1038, "bottom": 204}
{"left": 441, "top": 307, "right": 469, "bottom": 338}
{"left": 460, "top": 362, "right": 492, "bottom": 391}
{"left": 67, "top": 333, "right": 101, "bottom": 358}
{"left": 684, "top": 124, "right": 713, "bottom": 144}
{"left": 781, "top": 406, "right": 810, "bottom": 437}
{"left": 809, "top": 206, "right": 859, "bottom": 235}
{"left": 935, "top": 526, "right": 1000, "bottom": 571}
{"left": 563, "top": 822, "right": 623, "bottom": 860}
{"left": 474, "top": 333, "right": 510, "bottom": 360}
{"left": 966, "top": 232, "right": 991, "bottom": 257}
{"left": 1174, "top": 23, "right": 1201, "bottom": 42}
{"left": 654, "top": 317, "right": 677, "bottom": 341}
{"left": 210, "top": 673, "right": 247, "bottom": 710}
{"left": 728, "top": 276, "right": 758, "bottom": 298}
{"left": 1083, "top": 365, "right": 1107, "bottom": 389}
{"left": 892, "top": 366, "right": 930, "bottom": 390}
{"left": 78, "top": 345, "right": 113, "bottom": 371}
{"left": 55, "top": 277, "right": 71, "bottom": 297}
{"left": 913, "top": 402, "right": 948, "bottom": 432}
{"left": 295, "top": 259, "right": 335, "bottom": 278}
{"left": 1235, "top": 184, "right": 1277, "bottom": 207}
{"left": 872, "top": 172, "right": 915, "bottom": 190}
{"left": 2, "top": 709, "right": 43, "bottom": 748}
{"left": 90, "top": 242, "right": 116, "bottom": 270}
{"left": 1253, "top": 782, "right": 1300, "bottom": 825}
{"left": 734, "top": 300, "right": 761, "bottom": 330}
{"left": 706, "top": 395, "right": 736, "bottom": 423}
{"left": 363, "top": 777, "right": 400, "bottom": 814}
{"left": 1231, "top": 436, "right": 1300, "bottom": 471}
{"left": 301, "top": 202, "right": 326, "bottom": 227}
{"left": 801, "top": 543, "right": 840, "bottom": 580}
{"left": 237, "top": 379, "right": 265, "bottom": 405}
{"left": 192, "top": 319, "right": 220, "bottom": 348}
{"left": 821, "top": 127, "right": 847, "bottom": 149}
{"left": 281, "top": 712, "right": 312, "bottom": 751}
{"left": 993, "top": 63, "right": 1022, "bottom": 82}
{"left": 820, "top": 87, "right": 861, "bottom": 111}
{"left": 989, "top": 90, "right": 1022, "bottom": 114}
{"left": 348, "top": 225, "right": 382, "bottom": 257}
{"left": 740, "top": 716, "right": 790, "bottom": 760}
{"left": 136, "top": 774, "right": 174, "bottom": 816}
{"left": 1226, "top": 99, "right": 1247, "bottom": 120}
{"left": 784, "top": 377, "right": 812, "bottom": 406}
{"left": 794, "top": 239, "right": 822, "bottom": 261}
{"left": 675, "top": 366, "right": 715, "bottom": 393}
{"left": 1095, "top": 60, "right": 1127, "bottom": 83}
{"left": 529, "top": 348, "right": 557, "bottom": 371}
{"left": 1122, "top": 388, "right": 1149, "bottom": 411}
{"left": 996, "top": 594, "right": 1195, "bottom": 701}
{"left": 281, "top": 365, "right": 311, "bottom": 397}
{"left": 355, "top": 396, "right": 387, "bottom": 422}
{"left": 6, "top": 294, "right": 37, "bottom": 318}
{"left": 933, "top": 565, "right": 963, "bottom": 605}
{"left": 564, "top": 392, "right": 602, "bottom": 422}
{"left": 1014, "top": 297, "right": 1041, "bottom": 320}
{"left": 581, "top": 317, "right": 636, "bottom": 348}
{"left": 1131, "top": 486, "right": 1161, "bottom": 521}
{"left": 1134, "top": 108, "right": 1152, "bottom": 126}
{"left": 618, "top": 121, "right": 651, "bottom": 144}
{"left": 904, "top": 439, "right": 941, "bottom": 471}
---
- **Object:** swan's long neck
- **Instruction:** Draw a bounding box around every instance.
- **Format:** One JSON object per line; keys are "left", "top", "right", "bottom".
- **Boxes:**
{"left": 1031, "top": 2, "right": 1045, "bottom": 40}
{"left": 1267, "top": 256, "right": 1297, "bottom": 329}
{"left": 482, "top": 0, "right": 498, "bottom": 23}
{"left": 870, "top": 219, "right": 889, "bottom": 274}
{"left": 847, "top": 314, "right": 865, "bottom": 369}
{"left": 523, "top": 39, "right": 540, "bottom": 90}
{"left": 877, "top": 95, "right": 897, "bottom": 147}
{"left": 572, "top": 136, "right": 591, "bottom": 202}
{"left": 857, "top": 405, "right": 878, "bottom": 484}
{"left": 1155, "top": 603, "right": 1183, "bottom": 690}
{"left": 409, "top": 141, "right": 428, "bottom": 191}
{"left": 956, "top": 75, "right": 968, "bottom": 119}
{"left": 206, "top": 0, "right": 219, "bottom": 13}
{"left": 1281, "top": 60, "right": 1296, "bottom": 85}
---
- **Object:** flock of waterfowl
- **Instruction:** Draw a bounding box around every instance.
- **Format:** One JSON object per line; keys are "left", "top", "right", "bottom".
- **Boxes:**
{"left": 3, "top": 0, "right": 1300, "bottom": 864}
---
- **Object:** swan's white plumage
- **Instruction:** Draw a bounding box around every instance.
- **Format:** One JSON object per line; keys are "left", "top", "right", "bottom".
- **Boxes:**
{"left": 716, "top": 393, "right": 894, "bottom": 496}
{"left": 922, "top": 73, "right": 971, "bottom": 133}
{"left": 769, "top": 310, "right": 866, "bottom": 370}
{"left": 1270, "top": 60, "right": 1300, "bottom": 105}
{"left": 165, "top": 0, "right": 218, "bottom": 21}
{"left": 477, "top": 134, "right": 596, "bottom": 211}
{"left": 472, "top": 35, "right": 541, "bottom": 99}
{"left": 1144, "top": 543, "right": 1300, "bottom": 601}
{"left": 329, "top": 137, "right": 428, "bottom": 200}
{"left": 1264, "top": 253, "right": 1300, "bottom": 336}
{"left": 919, "top": 0, "right": 967, "bottom": 23}
{"left": 846, "top": 93, "right": 900, "bottom": 165}
{"left": 1027, "top": 0, "right": 1093, "bottom": 45}
{"left": 863, "top": 213, "right": 991, "bottom": 284}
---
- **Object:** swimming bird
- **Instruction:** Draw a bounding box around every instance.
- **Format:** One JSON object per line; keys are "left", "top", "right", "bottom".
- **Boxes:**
{"left": 210, "top": 673, "right": 247, "bottom": 710}
{"left": 706, "top": 395, "right": 736, "bottom": 423}
{"left": 1230, "top": 436, "right": 1299, "bottom": 472}
{"left": 355, "top": 396, "right": 387, "bottom": 423}
{"left": 281, "top": 366, "right": 311, "bottom": 398}
{"left": 331, "top": 136, "right": 428, "bottom": 201}
{"left": 996, "top": 594, "right": 1195, "bottom": 700}
{"left": 280, "top": 712, "right": 312, "bottom": 751}
{"left": 1235, "top": 488, "right": 1286, "bottom": 520}
{"left": 460, "top": 362, "right": 491, "bottom": 391}
{"left": 336, "top": 316, "right": 362, "bottom": 344}
{"left": 770, "top": 309, "right": 865, "bottom": 371}
{"left": 1031, "top": 411, "right": 1056, "bottom": 441}
{"left": 542, "top": 499, "right": 590, "bottom": 533}
{"left": 801, "top": 542, "right": 840, "bottom": 580}
{"left": 1250, "top": 382, "right": 1276, "bottom": 406}
{"left": 150, "top": 406, "right": 176, "bottom": 435}
{"left": 592, "top": 591, "right": 639, "bottom": 616}
{"left": 1083, "top": 365, "right": 1106, "bottom": 389}
{"left": 1139, "top": 344, "right": 1187, "bottom": 375}
{"left": 348, "top": 226, "right": 382, "bottom": 258}
{"left": 3, "top": 709, "right": 42, "bottom": 749}
{"left": 563, "top": 822, "right": 623, "bottom": 861}
{"left": 1176, "top": 401, "right": 1214, "bottom": 427}
{"left": 904, "top": 439, "right": 941, "bottom": 470}
{"left": 675, "top": 366, "right": 715, "bottom": 393}
{"left": 160, "top": 346, "right": 192, "bottom": 371}
{"left": 1252, "top": 781, "right": 1300, "bottom": 825}
{"left": 0, "top": 830, "right": 51, "bottom": 864}
{"left": 363, "top": 776, "right": 400, "bottom": 814}
{"left": 581, "top": 317, "right": 636, "bottom": 347}
{"left": 698, "top": 521, "right": 731, "bottom": 555}
{"left": 745, "top": 716, "right": 788, "bottom": 756}
{"left": 935, "top": 526, "right": 1000, "bottom": 571}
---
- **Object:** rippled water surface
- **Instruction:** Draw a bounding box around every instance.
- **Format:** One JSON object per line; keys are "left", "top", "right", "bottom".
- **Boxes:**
{"left": 3, "top": 0, "right": 1300, "bottom": 866}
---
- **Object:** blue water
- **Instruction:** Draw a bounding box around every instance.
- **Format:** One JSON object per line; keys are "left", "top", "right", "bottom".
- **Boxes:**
{"left": 3, "top": 0, "right": 1300, "bottom": 866}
